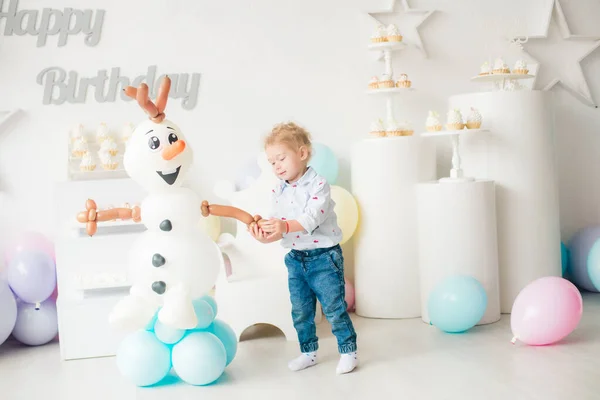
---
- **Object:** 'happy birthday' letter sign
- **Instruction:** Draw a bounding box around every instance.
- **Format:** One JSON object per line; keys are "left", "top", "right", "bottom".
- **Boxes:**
{"left": 0, "top": 0, "right": 104, "bottom": 46}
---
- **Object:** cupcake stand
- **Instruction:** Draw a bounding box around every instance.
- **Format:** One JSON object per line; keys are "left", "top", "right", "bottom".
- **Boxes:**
{"left": 353, "top": 37, "right": 435, "bottom": 319}
{"left": 449, "top": 90, "right": 561, "bottom": 312}
{"left": 417, "top": 126, "right": 501, "bottom": 325}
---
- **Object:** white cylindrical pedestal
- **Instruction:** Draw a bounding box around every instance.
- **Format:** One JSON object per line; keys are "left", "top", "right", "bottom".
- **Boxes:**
{"left": 351, "top": 136, "right": 436, "bottom": 318}
{"left": 449, "top": 91, "right": 561, "bottom": 312}
{"left": 416, "top": 180, "right": 500, "bottom": 325}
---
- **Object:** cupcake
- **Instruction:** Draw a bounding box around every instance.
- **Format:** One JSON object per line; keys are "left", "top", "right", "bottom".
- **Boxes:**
{"left": 386, "top": 24, "right": 402, "bottom": 42}
{"left": 122, "top": 122, "right": 135, "bottom": 144}
{"left": 379, "top": 73, "right": 395, "bottom": 89}
{"left": 96, "top": 122, "right": 111, "bottom": 144}
{"left": 101, "top": 137, "right": 119, "bottom": 156}
{"left": 493, "top": 58, "right": 510, "bottom": 74}
{"left": 513, "top": 59, "right": 529, "bottom": 74}
{"left": 80, "top": 152, "right": 96, "bottom": 172}
{"left": 425, "top": 111, "right": 442, "bottom": 132}
{"left": 386, "top": 118, "right": 402, "bottom": 136}
{"left": 400, "top": 120, "right": 414, "bottom": 136}
{"left": 70, "top": 124, "right": 85, "bottom": 143}
{"left": 370, "top": 24, "right": 387, "bottom": 43}
{"left": 396, "top": 73, "right": 411, "bottom": 88}
{"left": 369, "top": 118, "right": 386, "bottom": 137}
{"left": 466, "top": 107, "right": 482, "bottom": 129}
{"left": 479, "top": 61, "right": 491, "bottom": 76}
{"left": 71, "top": 137, "right": 88, "bottom": 158}
{"left": 446, "top": 109, "right": 464, "bottom": 130}
{"left": 368, "top": 76, "right": 380, "bottom": 90}
{"left": 99, "top": 151, "right": 119, "bottom": 170}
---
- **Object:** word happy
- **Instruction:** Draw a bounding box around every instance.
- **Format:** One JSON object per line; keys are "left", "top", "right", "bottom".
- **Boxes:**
{"left": 36, "top": 65, "right": 201, "bottom": 110}
{"left": 0, "top": 0, "right": 104, "bottom": 47}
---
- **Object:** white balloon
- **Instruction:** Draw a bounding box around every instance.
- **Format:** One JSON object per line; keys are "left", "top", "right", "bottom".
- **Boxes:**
{"left": 141, "top": 188, "right": 202, "bottom": 232}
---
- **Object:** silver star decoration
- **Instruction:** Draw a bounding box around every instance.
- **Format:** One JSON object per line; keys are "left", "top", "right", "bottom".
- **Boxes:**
{"left": 368, "top": 0, "right": 436, "bottom": 58}
{"left": 520, "top": 0, "right": 600, "bottom": 107}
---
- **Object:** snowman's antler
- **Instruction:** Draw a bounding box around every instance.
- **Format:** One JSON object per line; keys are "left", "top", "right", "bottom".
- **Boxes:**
{"left": 123, "top": 76, "right": 171, "bottom": 123}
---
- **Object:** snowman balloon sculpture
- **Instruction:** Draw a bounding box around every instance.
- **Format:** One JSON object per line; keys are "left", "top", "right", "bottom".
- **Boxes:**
{"left": 77, "top": 77, "right": 254, "bottom": 386}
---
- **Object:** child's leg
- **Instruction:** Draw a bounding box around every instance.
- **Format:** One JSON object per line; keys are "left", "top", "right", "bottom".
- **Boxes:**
{"left": 307, "top": 246, "right": 358, "bottom": 374}
{"left": 284, "top": 252, "right": 319, "bottom": 371}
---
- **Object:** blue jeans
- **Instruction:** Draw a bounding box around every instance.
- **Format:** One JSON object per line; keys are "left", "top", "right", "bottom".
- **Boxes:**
{"left": 284, "top": 244, "right": 357, "bottom": 354}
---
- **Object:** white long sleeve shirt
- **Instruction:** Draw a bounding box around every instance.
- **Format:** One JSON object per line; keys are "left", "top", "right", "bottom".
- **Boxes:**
{"left": 268, "top": 167, "right": 343, "bottom": 250}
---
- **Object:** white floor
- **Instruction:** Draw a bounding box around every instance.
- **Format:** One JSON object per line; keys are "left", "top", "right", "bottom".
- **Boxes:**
{"left": 1, "top": 294, "right": 600, "bottom": 400}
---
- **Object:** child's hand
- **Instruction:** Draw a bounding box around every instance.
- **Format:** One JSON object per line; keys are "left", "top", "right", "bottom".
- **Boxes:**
{"left": 248, "top": 223, "right": 272, "bottom": 243}
{"left": 261, "top": 218, "right": 287, "bottom": 237}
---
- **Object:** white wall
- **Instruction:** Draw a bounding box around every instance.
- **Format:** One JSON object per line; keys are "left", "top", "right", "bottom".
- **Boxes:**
{"left": 0, "top": 0, "right": 599, "bottom": 269}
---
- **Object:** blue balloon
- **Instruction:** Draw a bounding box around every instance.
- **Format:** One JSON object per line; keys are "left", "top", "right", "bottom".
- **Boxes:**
{"left": 154, "top": 320, "right": 185, "bottom": 345}
{"left": 192, "top": 298, "right": 216, "bottom": 329}
{"left": 207, "top": 319, "right": 238, "bottom": 366}
{"left": 428, "top": 275, "right": 487, "bottom": 333}
{"left": 568, "top": 226, "right": 600, "bottom": 292}
{"left": 586, "top": 240, "right": 600, "bottom": 292}
{"left": 561, "top": 242, "right": 569, "bottom": 277}
{"left": 0, "top": 280, "right": 17, "bottom": 345}
{"left": 199, "top": 295, "right": 218, "bottom": 317}
{"left": 145, "top": 312, "right": 159, "bottom": 332}
{"left": 171, "top": 332, "right": 226, "bottom": 386}
{"left": 308, "top": 143, "right": 338, "bottom": 184}
{"left": 116, "top": 330, "right": 171, "bottom": 387}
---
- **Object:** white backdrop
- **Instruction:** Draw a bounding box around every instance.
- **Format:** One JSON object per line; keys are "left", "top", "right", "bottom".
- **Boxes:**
{"left": 1, "top": 0, "right": 599, "bottom": 276}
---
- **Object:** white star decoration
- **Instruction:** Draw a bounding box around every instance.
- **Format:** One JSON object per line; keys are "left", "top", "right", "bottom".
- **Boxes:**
{"left": 367, "top": 0, "right": 435, "bottom": 58}
{"left": 521, "top": 0, "right": 600, "bottom": 107}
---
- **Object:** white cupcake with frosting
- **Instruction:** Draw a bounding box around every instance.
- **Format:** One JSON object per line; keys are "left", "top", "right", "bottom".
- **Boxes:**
{"left": 400, "top": 120, "right": 414, "bottom": 136}
{"left": 371, "top": 24, "right": 387, "bottom": 43}
{"left": 493, "top": 58, "right": 510, "bottom": 74}
{"left": 386, "top": 118, "right": 402, "bottom": 136}
{"left": 99, "top": 151, "right": 119, "bottom": 170}
{"left": 370, "top": 118, "right": 386, "bottom": 137}
{"left": 379, "top": 73, "right": 395, "bottom": 88}
{"left": 70, "top": 124, "right": 85, "bottom": 143}
{"left": 101, "top": 137, "right": 119, "bottom": 156}
{"left": 96, "top": 122, "right": 111, "bottom": 144}
{"left": 396, "top": 73, "right": 411, "bottom": 88}
{"left": 386, "top": 24, "right": 402, "bottom": 42}
{"left": 479, "top": 61, "right": 491, "bottom": 76}
{"left": 122, "top": 122, "right": 135, "bottom": 144}
{"left": 72, "top": 137, "right": 88, "bottom": 158}
{"left": 368, "top": 76, "right": 380, "bottom": 90}
{"left": 513, "top": 59, "right": 528, "bottom": 74}
{"left": 466, "top": 107, "right": 482, "bottom": 129}
{"left": 79, "top": 152, "right": 96, "bottom": 172}
{"left": 426, "top": 111, "right": 442, "bottom": 132}
{"left": 446, "top": 109, "right": 464, "bottom": 130}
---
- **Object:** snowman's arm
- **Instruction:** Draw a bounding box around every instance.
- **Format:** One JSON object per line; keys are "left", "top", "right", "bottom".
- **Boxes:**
{"left": 200, "top": 200, "right": 262, "bottom": 227}
{"left": 76, "top": 199, "right": 142, "bottom": 237}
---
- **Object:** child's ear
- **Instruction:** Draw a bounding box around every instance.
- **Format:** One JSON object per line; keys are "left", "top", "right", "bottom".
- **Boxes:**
{"left": 299, "top": 146, "right": 309, "bottom": 161}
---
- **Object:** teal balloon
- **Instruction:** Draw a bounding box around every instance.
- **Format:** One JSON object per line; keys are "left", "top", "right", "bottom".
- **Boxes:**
{"left": 308, "top": 143, "right": 338, "bottom": 184}
{"left": 171, "top": 332, "right": 226, "bottom": 386}
{"left": 145, "top": 312, "right": 158, "bottom": 332}
{"left": 428, "top": 275, "right": 487, "bottom": 333}
{"left": 207, "top": 319, "right": 238, "bottom": 366}
{"left": 192, "top": 298, "right": 216, "bottom": 329}
{"left": 199, "top": 295, "right": 218, "bottom": 317}
{"left": 561, "top": 242, "right": 569, "bottom": 276}
{"left": 154, "top": 320, "right": 185, "bottom": 345}
{"left": 586, "top": 240, "right": 600, "bottom": 291}
{"left": 116, "top": 330, "right": 171, "bottom": 387}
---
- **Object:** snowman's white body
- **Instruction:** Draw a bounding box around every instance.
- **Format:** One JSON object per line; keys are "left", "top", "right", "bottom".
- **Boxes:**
{"left": 108, "top": 119, "right": 220, "bottom": 331}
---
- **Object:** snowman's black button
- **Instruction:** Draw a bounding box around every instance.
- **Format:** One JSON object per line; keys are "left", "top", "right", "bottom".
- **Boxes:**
{"left": 152, "top": 254, "right": 165, "bottom": 267}
{"left": 160, "top": 219, "right": 172, "bottom": 231}
{"left": 152, "top": 281, "right": 166, "bottom": 295}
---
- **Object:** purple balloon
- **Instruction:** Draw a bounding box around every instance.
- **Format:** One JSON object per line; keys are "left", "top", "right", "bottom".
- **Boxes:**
{"left": 12, "top": 298, "right": 58, "bottom": 346}
{"left": 0, "top": 280, "right": 17, "bottom": 345}
{"left": 7, "top": 250, "right": 56, "bottom": 304}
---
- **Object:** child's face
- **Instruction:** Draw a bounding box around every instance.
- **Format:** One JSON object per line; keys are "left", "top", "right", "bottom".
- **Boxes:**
{"left": 266, "top": 143, "right": 308, "bottom": 182}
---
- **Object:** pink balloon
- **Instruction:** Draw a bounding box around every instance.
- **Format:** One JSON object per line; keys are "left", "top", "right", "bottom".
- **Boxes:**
{"left": 345, "top": 281, "right": 355, "bottom": 312}
{"left": 4, "top": 231, "right": 55, "bottom": 265}
{"left": 511, "top": 276, "right": 583, "bottom": 346}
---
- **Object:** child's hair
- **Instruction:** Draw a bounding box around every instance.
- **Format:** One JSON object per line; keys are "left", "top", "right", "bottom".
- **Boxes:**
{"left": 264, "top": 122, "right": 313, "bottom": 159}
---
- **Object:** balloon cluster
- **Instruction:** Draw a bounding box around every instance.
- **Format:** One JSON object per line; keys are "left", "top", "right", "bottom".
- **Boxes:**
{"left": 0, "top": 232, "right": 58, "bottom": 347}
{"left": 117, "top": 295, "right": 237, "bottom": 387}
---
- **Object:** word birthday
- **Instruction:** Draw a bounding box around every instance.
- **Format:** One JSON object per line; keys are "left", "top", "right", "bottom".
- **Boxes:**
{"left": 36, "top": 66, "right": 201, "bottom": 110}
{"left": 0, "top": 0, "right": 104, "bottom": 47}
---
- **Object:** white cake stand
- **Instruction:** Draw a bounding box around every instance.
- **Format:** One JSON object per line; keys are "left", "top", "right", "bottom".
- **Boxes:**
{"left": 420, "top": 128, "right": 490, "bottom": 182}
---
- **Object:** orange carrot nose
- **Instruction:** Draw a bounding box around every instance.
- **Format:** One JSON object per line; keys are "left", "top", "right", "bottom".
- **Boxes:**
{"left": 162, "top": 140, "right": 186, "bottom": 160}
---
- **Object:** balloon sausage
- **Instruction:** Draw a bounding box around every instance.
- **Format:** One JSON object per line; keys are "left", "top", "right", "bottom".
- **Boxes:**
{"left": 77, "top": 199, "right": 142, "bottom": 236}
{"left": 200, "top": 200, "right": 267, "bottom": 228}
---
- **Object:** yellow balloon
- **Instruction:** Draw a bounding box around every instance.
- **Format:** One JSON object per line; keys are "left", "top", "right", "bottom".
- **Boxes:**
{"left": 330, "top": 185, "right": 359, "bottom": 245}
{"left": 198, "top": 215, "right": 222, "bottom": 242}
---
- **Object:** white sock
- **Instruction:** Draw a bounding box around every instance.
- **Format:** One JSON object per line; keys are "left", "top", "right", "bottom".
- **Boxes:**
{"left": 336, "top": 352, "right": 358, "bottom": 375}
{"left": 288, "top": 351, "right": 318, "bottom": 371}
